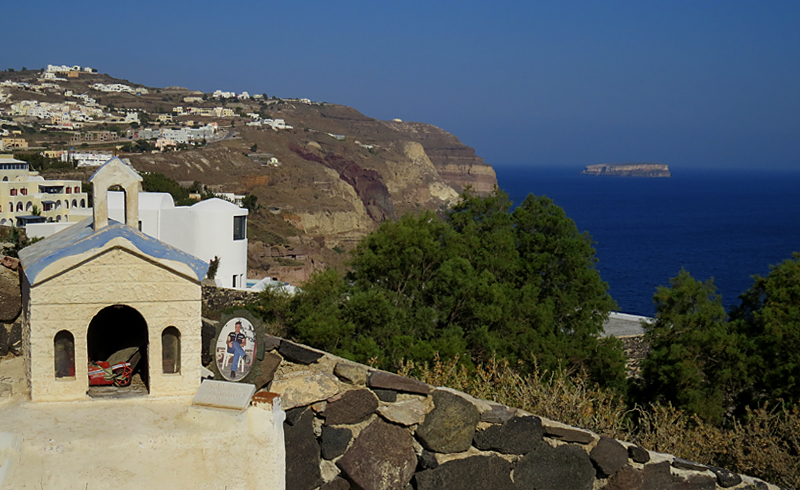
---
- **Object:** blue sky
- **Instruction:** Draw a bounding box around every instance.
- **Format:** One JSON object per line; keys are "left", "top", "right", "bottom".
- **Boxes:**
{"left": 4, "top": 1, "right": 799, "bottom": 169}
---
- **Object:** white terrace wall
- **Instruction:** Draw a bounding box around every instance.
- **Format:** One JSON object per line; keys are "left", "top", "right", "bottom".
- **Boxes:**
{"left": 25, "top": 248, "right": 201, "bottom": 401}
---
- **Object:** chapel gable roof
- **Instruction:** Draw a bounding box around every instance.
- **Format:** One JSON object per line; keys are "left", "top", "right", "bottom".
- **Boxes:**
{"left": 19, "top": 217, "right": 209, "bottom": 286}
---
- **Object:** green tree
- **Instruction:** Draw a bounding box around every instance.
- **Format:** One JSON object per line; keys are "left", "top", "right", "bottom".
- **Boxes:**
{"left": 732, "top": 252, "right": 800, "bottom": 406}
{"left": 277, "top": 190, "right": 625, "bottom": 388}
{"left": 639, "top": 269, "right": 748, "bottom": 423}
{"left": 241, "top": 194, "right": 260, "bottom": 214}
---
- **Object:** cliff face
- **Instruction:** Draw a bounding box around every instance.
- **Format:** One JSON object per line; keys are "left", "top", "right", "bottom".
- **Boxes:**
{"left": 122, "top": 101, "right": 496, "bottom": 282}
{"left": 582, "top": 163, "right": 671, "bottom": 177}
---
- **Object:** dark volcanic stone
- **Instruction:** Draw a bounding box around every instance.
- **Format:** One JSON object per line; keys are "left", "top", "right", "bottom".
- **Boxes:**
{"left": 513, "top": 444, "right": 595, "bottom": 490}
{"left": 473, "top": 416, "right": 543, "bottom": 454}
{"left": 672, "top": 458, "right": 708, "bottom": 472}
{"left": 416, "top": 390, "right": 480, "bottom": 453}
{"left": 605, "top": 465, "right": 644, "bottom": 490}
{"left": 543, "top": 425, "right": 596, "bottom": 444}
{"left": 262, "top": 334, "right": 281, "bottom": 351}
{"left": 254, "top": 351, "right": 282, "bottom": 389}
{"left": 368, "top": 371, "right": 430, "bottom": 395}
{"left": 279, "top": 340, "right": 325, "bottom": 364}
{"left": 642, "top": 461, "right": 716, "bottom": 490}
{"left": 320, "top": 477, "right": 350, "bottom": 490}
{"left": 337, "top": 419, "right": 417, "bottom": 490}
{"left": 323, "top": 389, "right": 379, "bottom": 426}
{"left": 711, "top": 469, "right": 742, "bottom": 489}
{"left": 627, "top": 444, "right": 650, "bottom": 463}
{"left": 201, "top": 318, "right": 216, "bottom": 365}
{"left": 415, "top": 455, "right": 514, "bottom": 490}
{"left": 708, "top": 467, "right": 742, "bottom": 488}
{"left": 418, "top": 450, "right": 439, "bottom": 470}
{"left": 590, "top": 437, "right": 629, "bottom": 478}
{"left": 371, "top": 388, "right": 398, "bottom": 402}
{"left": 284, "top": 408, "right": 323, "bottom": 490}
{"left": 321, "top": 426, "right": 352, "bottom": 460}
{"left": 285, "top": 406, "right": 306, "bottom": 426}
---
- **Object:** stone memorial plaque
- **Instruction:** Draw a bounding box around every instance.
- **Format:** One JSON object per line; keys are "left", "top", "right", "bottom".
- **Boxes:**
{"left": 192, "top": 380, "right": 256, "bottom": 411}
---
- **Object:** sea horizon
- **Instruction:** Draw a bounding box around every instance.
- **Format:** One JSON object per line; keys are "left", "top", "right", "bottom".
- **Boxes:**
{"left": 493, "top": 165, "right": 800, "bottom": 316}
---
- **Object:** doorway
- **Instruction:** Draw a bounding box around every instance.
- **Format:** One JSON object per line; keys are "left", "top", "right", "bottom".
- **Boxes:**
{"left": 86, "top": 304, "right": 149, "bottom": 397}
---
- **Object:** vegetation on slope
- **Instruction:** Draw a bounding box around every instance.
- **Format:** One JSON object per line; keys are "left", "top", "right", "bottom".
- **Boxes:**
{"left": 243, "top": 189, "right": 800, "bottom": 486}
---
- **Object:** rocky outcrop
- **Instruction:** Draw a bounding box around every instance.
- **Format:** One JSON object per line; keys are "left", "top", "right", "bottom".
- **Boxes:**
{"left": 198, "top": 328, "right": 780, "bottom": 490}
{"left": 582, "top": 163, "right": 671, "bottom": 177}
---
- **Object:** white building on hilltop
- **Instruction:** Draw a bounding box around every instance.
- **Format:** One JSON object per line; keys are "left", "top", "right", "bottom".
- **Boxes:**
{"left": 106, "top": 193, "right": 249, "bottom": 289}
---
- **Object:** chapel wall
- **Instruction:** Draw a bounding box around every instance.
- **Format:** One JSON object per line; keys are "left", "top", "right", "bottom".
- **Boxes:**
{"left": 27, "top": 248, "right": 202, "bottom": 401}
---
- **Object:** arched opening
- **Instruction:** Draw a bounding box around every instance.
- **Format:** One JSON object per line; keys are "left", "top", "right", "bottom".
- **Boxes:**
{"left": 72, "top": 199, "right": 78, "bottom": 208}
{"left": 80, "top": 199, "right": 86, "bottom": 208}
{"left": 16, "top": 202, "right": 22, "bottom": 212}
{"left": 87, "top": 305, "right": 149, "bottom": 396}
{"left": 2, "top": 176, "right": 7, "bottom": 181}
{"left": 56, "top": 215, "right": 62, "bottom": 222}
{"left": 54, "top": 330, "right": 76, "bottom": 378}
{"left": 161, "top": 327, "right": 181, "bottom": 374}
{"left": 26, "top": 201, "right": 32, "bottom": 211}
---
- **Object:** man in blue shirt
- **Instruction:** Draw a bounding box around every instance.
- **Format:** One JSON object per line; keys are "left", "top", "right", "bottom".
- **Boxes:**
{"left": 227, "top": 321, "right": 247, "bottom": 379}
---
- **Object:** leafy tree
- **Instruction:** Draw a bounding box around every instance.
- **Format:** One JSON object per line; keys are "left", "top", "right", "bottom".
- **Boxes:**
{"left": 638, "top": 269, "right": 748, "bottom": 423}
{"left": 277, "top": 189, "right": 625, "bottom": 389}
{"left": 732, "top": 253, "right": 800, "bottom": 406}
{"left": 241, "top": 194, "right": 260, "bottom": 214}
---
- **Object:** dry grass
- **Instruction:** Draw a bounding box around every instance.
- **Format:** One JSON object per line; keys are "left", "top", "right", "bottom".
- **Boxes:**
{"left": 399, "top": 355, "right": 800, "bottom": 488}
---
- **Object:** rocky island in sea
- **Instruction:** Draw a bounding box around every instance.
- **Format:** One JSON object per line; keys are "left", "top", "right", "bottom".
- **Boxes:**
{"left": 582, "top": 163, "right": 671, "bottom": 177}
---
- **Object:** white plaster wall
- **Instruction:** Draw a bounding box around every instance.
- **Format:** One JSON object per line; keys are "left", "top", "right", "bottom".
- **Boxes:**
{"left": 27, "top": 248, "right": 202, "bottom": 402}
{"left": 106, "top": 194, "right": 248, "bottom": 288}
{"left": 160, "top": 199, "right": 248, "bottom": 289}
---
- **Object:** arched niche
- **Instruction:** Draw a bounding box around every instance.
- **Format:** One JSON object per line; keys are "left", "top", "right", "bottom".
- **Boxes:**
{"left": 161, "top": 326, "right": 181, "bottom": 374}
{"left": 54, "top": 330, "right": 75, "bottom": 378}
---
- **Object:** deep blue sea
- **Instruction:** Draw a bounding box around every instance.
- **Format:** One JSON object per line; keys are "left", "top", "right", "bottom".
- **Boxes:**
{"left": 494, "top": 166, "right": 800, "bottom": 316}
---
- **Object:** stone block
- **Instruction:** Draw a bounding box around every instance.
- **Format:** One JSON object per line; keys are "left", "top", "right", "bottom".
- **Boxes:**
{"left": 418, "top": 450, "right": 439, "bottom": 470}
{"left": 320, "top": 477, "right": 350, "bottom": 490}
{"left": 415, "top": 455, "right": 514, "bottom": 490}
{"left": 627, "top": 444, "right": 650, "bottom": 463}
{"left": 254, "top": 351, "right": 282, "bottom": 389}
{"left": 543, "top": 425, "right": 596, "bottom": 444}
{"left": 323, "top": 389, "right": 378, "bottom": 426}
{"left": 605, "top": 465, "right": 643, "bottom": 490}
{"left": 279, "top": 340, "right": 325, "bottom": 364}
{"left": 368, "top": 371, "right": 430, "bottom": 395}
{"left": 513, "top": 444, "right": 595, "bottom": 490}
{"left": 642, "top": 461, "right": 716, "bottom": 490}
{"left": 480, "top": 404, "right": 516, "bottom": 424}
{"left": 590, "top": 437, "right": 629, "bottom": 478}
{"left": 320, "top": 426, "right": 352, "bottom": 460}
{"left": 371, "top": 388, "right": 397, "bottom": 402}
{"left": 270, "top": 371, "right": 340, "bottom": 410}
{"left": 473, "top": 416, "right": 544, "bottom": 454}
{"left": 672, "top": 458, "right": 708, "bottom": 472}
{"left": 262, "top": 334, "right": 281, "bottom": 352}
{"left": 416, "top": 389, "right": 480, "bottom": 453}
{"left": 708, "top": 466, "right": 742, "bottom": 488}
{"left": 337, "top": 419, "right": 417, "bottom": 490}
{"left": 285, "top": 408, "right": 324, "bottom": 490}
{"left": 334, "top": 361, "right": 368, "bottom": 385}
{"left": 378, "top": 399, "right": 426, "bottom": 426}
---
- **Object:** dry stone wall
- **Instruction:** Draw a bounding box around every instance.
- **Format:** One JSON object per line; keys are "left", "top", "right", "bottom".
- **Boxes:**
{"left": 245, "top": 334, "right": 786, "bottom": 490}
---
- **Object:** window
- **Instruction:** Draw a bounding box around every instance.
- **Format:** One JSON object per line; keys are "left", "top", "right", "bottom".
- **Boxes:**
{"left": 233, "top": 215, "right": 246, "bottom": 240}
{"left": 16, "top": 202, "right": 22, "bottom": 212}
{"left": 54, "top": 330, "right": 75, "bottom": 378}
{"left": 161, "top": 327, "right": 181, "bottom": 374}
{"left": 66, "top": 187, "right": 71, "bottom": 194}
{"left": 74, "top": 186, "right": 80, "bottom": 193}
{"left": 232, "top": 275, "right": 237, "bottom": 288}
{"left": 20, "top": 188, "right": 27, "bottom": 196}
{"left": 9, "top": 189, "right": 16, "bottom": 196}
